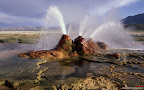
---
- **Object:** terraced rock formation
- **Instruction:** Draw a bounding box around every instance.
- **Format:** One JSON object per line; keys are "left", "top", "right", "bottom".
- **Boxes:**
{"left": 18, "top": 35, "right": 109, "bottom": 60}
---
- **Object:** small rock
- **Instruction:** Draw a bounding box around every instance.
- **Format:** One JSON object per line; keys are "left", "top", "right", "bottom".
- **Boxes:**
{"left": 107, "top": 53, "right": 120, "bottom": 59}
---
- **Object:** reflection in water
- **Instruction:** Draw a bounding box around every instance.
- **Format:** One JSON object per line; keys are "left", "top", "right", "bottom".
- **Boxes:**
{"left": 0, "top": 55, "right": 39, "bottom": 81}
{"left": 0, "top": 43, "right": 37, "bottom": 58}
{"left": 0, "top": 43, "right": 36, "bottom": 52}
{"left": 43, "top": 59, "right": 110, "bottom": 82}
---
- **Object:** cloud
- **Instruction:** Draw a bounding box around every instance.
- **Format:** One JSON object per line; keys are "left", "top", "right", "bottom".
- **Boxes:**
{"left": 118, "top": 0, "right": 139, "bottom": 7}
{"left": 0, "top": 0, "right": 48, "bottom": 18}
{"left": 90, "top": 0, "right": 140, "bottom": 15}
{"left": 0, "top": 0, "right": 140, "bottom": 27}
{"left": 0, "top": 12, "right": 41, "bottom": 27}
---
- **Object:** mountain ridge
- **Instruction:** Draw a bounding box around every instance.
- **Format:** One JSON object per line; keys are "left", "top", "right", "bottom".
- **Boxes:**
{"left": 0, "top": 13, "right": 144, "bottom": 31}
{"left": 123, "top": 13, "right": 144, "bottom": 25}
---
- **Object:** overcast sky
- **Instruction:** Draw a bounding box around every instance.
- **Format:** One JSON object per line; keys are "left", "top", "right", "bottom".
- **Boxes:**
{"left": 0, "top": 0, "right": 143, "bottom": 27}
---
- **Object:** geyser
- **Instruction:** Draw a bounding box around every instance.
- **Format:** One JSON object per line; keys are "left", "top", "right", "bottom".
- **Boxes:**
{"left": 19, "top": 35, "right": 109, "bottom": 59}
{"left": 37, "top": 5, "right": 143, "bottom": 52}
{"left": 43, "top": 5, "right": 66, "bottom": 34}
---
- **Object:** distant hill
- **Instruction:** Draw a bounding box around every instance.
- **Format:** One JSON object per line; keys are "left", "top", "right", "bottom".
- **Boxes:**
{"left": 0, "top": 26, "right": 40, "bottom": 31}
{"left": 123, "top": 13, "right": 144, "bottom": 25}
{"left": 0, "top": 25, "right": 79, "bottom": 31}
{"left": 0, "top": 26, "right": 65, "bottom": 31}
{"left": 123, "top": 13, "right": 144, "bottom": 30}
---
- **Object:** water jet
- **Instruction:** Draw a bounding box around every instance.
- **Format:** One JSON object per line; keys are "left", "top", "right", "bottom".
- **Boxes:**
{"left": 42, "top": 5, "right": 67, "bottom": 35}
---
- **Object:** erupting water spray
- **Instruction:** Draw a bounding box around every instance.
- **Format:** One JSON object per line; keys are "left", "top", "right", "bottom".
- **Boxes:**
{"left": 79, "top": 16, "right": 89, "bottom": 36}
{"left": 90, "top": 21, "right": 143, "bottom": 49}
{"left": 90, "top": 21, "right": 117, "bottom": 38}
{"left": 43, "top": 5, "right": 67, "bottom": 34}
{"left": 67, "top": 25, "right": 71, "bottom": 36}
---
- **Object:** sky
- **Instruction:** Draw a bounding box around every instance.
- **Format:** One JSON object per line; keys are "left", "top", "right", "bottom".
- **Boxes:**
{"left": 0, "top": 0, "right": 143, "bottom": 27}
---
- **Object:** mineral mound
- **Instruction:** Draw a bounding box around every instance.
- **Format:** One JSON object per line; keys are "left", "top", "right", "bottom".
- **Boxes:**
{"left": 18, "top": 35, "right": 109, "bottom": 59}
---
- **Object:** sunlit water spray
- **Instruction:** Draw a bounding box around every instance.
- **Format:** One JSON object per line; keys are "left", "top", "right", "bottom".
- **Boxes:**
{"left": 90, "top": 21, "right": 116, "bottom": 38}
{"left": 79, "top": 15, "right": 100, "bottom": 38}
{"left": 90, "top": 21, "right": 144, "bottom": 50}
{"left": 79, "top": 16, "right": 89, "bottom": 36}
{"left": 67, "top": 25, "right": 71, "bottom": 36}
{"left": 42, "top": 5, "right": 66, "bottom": 34}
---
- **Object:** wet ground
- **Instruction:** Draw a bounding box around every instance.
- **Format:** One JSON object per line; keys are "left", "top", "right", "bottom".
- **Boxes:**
{"left": 0, "top": 44, "right": 144, "bottom": 90}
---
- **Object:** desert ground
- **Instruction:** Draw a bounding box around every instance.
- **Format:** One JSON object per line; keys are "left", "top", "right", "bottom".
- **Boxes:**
{"left": 0, "top": 30, "right": 143, "bottom": 90}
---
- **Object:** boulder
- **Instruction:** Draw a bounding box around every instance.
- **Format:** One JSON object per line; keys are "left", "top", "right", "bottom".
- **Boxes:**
{"left": 73, "top": 36, "right": 99, "bottom": 55}
{"left": 106, "top": 53, "right": 120, "bottom": 59}
{"left": 84, "top": 38, "right": 99, "bottom": 51}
